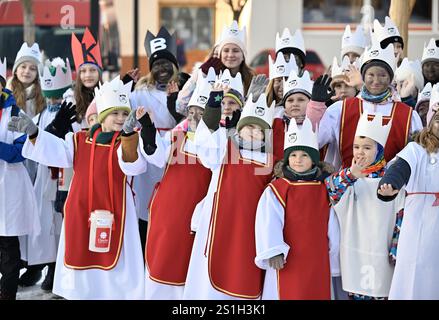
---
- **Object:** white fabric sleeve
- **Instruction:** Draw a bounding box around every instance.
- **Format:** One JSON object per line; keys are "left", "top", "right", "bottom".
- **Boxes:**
{"left": 254, "top": 187, "right": 290, "bottom": 270}
{"left": 22, "top": 131, "right": 74, "bottom": 168}
{"left": 190, "top": 197, "right": 206, "bottom": 233}
{"left": 328, "top": 207, "right": 341, "bottom": 277}
{"left": 138, "top": 131, "right": 169, "bottom": 169}
{"left": 129, "top": 89, "right": 153, "bottom": 114}
{"left": 410, "top": 110, "right": 423, "bottom": 134}
{"left": 117, "top": 139, "right": 147, "bottom": 176}
{"left": 317, "top": 101, "right": 342, "bottom": 149}
{"left": 194, "top": 119, "right": 227, "bottom": 170}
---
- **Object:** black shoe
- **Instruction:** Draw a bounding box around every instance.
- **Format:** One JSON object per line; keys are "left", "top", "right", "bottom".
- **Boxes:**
{"left": 41, "top": 263, "right": 55, "bottom": 292}
{"left": 0, "top": 290, "right": 17, "bottom": 300}
{"left": 18, "top": 267, "right": 43, "bottom": 287}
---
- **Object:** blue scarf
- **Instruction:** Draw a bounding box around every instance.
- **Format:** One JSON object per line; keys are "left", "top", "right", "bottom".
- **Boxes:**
{"left": 47, "top": 103, "right": 61, "bottom": 113}
{"left": 360, "top": 86, "right": 392, "bottom": 104}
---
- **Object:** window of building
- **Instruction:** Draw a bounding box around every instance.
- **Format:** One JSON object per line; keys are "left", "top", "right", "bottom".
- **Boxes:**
{"left": 303, "top": 0, "right": 432, "bottom": 24}
{"left": 160, "top": 6, "right": 214, "bottom": 51}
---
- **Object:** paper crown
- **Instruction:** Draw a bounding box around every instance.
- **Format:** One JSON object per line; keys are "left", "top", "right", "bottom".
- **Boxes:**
{"left": 269, "top": 52, "right": 298, "bottom": 80}
{"left": 94, "top": 76, "right": 132, "bottom": 117}
{"left": 202, "top": 66, "right": 217, "bottom": 85}
{"left": 283, "top": 69, "right": 313, "bottom": 98}
{"left": 13, "top": 42, "right": 42, "bottom": 73}
{"left": 188, "top": 69, "right": 213, "bottom": 110}
{"left": 40, "top": 57, "right": 73, "bottom": 97}
{"left": 373, "top": 16, "right": 403, "bottom": 47}
{"left": 71, "top": 27, "right": 102, "bottom": 71}
{"left": 422, "top": 38, "right": 439, "bottom": 65}
{"left": 0, "top": 57, "right": 6, "bottom": 83}
{"left": 144, "top": 26, "right": 178, "bottom": 69}
{"left": 218, "top": 20, "right": 247, "bottom": 57}
{"left": 355, "top": 112, "right": 392, "bottom": 146}
{"left": 341, "top": 25, "right": 366, "bottom": 58}
{"left": 361, "top": 32, "right": 396, "bottom": 75}
{"left": 284, "top": 117, "right": 318, "bottom": 152}
{"left": 417, "top": 82, "right": 432, "bottom": 104}
{"left": 429, "top": 83, "right": 439, "bottom": 108}
{"left": 395, "top": 58, "right": 424, "bottom": 91}
{"left": 216, "top": 69, "right": 244, "bottom": 97}
{"left": 331, "top": 55, "right": 352, "bottom": 78}
{"left": 237, "top": 93, "right": 275, "bottom": 131}
{"left": 275, "top": 28, "right": 306, "bottom": 58}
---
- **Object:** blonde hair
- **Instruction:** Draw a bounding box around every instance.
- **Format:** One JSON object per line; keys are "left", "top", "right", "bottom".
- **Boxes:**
{"left": 11, "top": 74, "right": 45, "bottom": 115}
{"left": 265, "top": 79, "right": 282, "bottom": 107}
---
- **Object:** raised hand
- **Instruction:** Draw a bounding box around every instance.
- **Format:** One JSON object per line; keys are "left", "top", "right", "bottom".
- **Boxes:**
{"left": 377, "top": 183, "right": 400, "bottom": 197}
{"left": 167, "top": 80, "right": 179, "bottom": 96}
{"left": 311, "top": 74, "right": 334, "bottom": 102}
{"left": 398, "top": 74, "right": 417, "bottom": 99}
{"left": 344, "top": 64, "right": 363, "bottom": 90}
{"left": 247, "top": 74, "right": 269, "bottom": 101}
{"left": 122, "top": 109, "right": 139, "bottom": 135}
{"left": 8, "top": 112, "right": 38, "bottom": 136}
{"left": 350, "top": 157, "right": 368, "bottom": 179}
{"left": 225, "top": 109, "right": 241, "bottom": 129}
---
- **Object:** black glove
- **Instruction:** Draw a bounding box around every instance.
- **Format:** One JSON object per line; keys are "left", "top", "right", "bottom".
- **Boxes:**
{"left": 138, "top": 112, "right": 157, "bottom": 155}
{"left": 225, "top": 109, "right": 241, "bottom": 129}
{"left": 45, "top": 101, "right": 77, "bottom": 139}
{"left": 0, "top": 93, "right": 5, "bottom": 108}
{"left": 167, "top": 92, "right": 183, "bottom": 123}
{"left": 200, "top": 57, "right": 223, "bottom": 75}
{"left": 311, "top": 74, "right": 334, "bottom": 102}
{"left": 122, "top": 73, "right": 136, "bottom": 92}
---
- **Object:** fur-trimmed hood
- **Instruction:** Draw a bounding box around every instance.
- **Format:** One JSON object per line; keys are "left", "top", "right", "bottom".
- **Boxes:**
{"left": 273, "top": 160, "right": 335, "bottom": 182}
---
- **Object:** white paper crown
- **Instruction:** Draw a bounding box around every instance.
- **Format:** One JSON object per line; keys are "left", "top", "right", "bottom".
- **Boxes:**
{"left": 341, "top": 25, "right": 366, "bottom": 57}
{"left": 202, "top": 66, "right": 217, "bottom": 85}
{"left": 355, "top": 112, "right": 392, "bottom": 146}
{"left": 239, "top": 93, "right": 275, "bottom": 128}
{"left": 283, "top": 69, "right": 313, "bottom": 98}
{"left": 429, "top": 83, "right": 439, "bottom": 108}
{"left": 331, "top": 56, "right": 352, "bottom": 78}
{"left": 40, "top": 57, "right": 73, "bottom": 93}
{"left": 188, "top": 69, "right": 213, "bottom": 110}
{"left": 0, "top": 57, "right": 6, "bottom": 81}
{"left": 94, "top": 76, "right": 132, "bottom": 115}
{"left": 395, "top": 58, "right": 424, "bottom": 91}
{"left": 373, "top": 16, "right": 401, "bottom": 44}
{"left": 216, "top": 69, "right": 244, "bottom": 96}
{"left": 269, "top": 52, "right": 298, "bottom": 80}
{"left": 284, "top": 117, "right": 318, "bottom": 151}
{"left": 219, "top": 20, "right": 247, "bottom": 55}
{"left": 275, "top": 28, "right": 305, "bottom": 56}
{"left": 14, "top": 42, "right": 42, "bottom": 68}
{"left": 361, "top": 32, "right": 396, "bottom": 74}
{"left": 417, "top": 82, "right": 432, "bottom": 104}
{"left": 422, "top": 38, "right": 439, "bottom": 64}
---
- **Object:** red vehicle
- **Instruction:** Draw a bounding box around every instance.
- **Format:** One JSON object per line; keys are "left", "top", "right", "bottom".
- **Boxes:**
{"left": 0, "top": 0, "right": 119, "bottom": 78}
{"left": 250, "top": 48, "right": 326, "bottom": 80}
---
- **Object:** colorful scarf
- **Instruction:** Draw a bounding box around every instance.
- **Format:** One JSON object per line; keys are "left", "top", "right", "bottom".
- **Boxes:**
{"left": 360, "top": 86, "right": 392, "bottom": 104}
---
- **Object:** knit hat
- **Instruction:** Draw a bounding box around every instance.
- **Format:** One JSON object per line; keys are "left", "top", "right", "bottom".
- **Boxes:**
{"left": 361, "top": 32, "right": 396, "bottom": 80}
{"left": 237, "top": 93, "right": 275, "bottom": 132}
{"left": 275, "top": 28, "right": 306, "bottom": 67}
{"left": 281, "top": 70, "right": 313, "bottom": 105}
{"left": 95, "top": 76, "right": 132, "bottom": 123}
{"left": 13, "top": 42, "right": 42, "bottom": 74}
{"left": 361, "top": 60, "right": 394, "bottom": 82}
{"left": 218, "top": 21, "right": 247, "bottom": 59}
{"left": 283, "top": 117, "right": 319, "bottom": 165}
{"left": 85, "top": 99, "right": 98, "bottom": 126}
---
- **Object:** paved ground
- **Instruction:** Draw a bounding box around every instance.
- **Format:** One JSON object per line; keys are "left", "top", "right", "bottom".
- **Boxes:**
{"left": 16, "top": 266, "right": 63, "bottom": 300}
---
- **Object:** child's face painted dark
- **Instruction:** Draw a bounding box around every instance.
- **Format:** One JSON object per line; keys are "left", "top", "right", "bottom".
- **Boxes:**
{"left": 151, "top": 59, "right": 174, "bottom": 84}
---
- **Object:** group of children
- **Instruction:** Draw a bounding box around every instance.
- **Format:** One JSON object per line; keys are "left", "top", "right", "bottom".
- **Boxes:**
{"left": 0, "top": 15, "right": 438, "bottom": 300}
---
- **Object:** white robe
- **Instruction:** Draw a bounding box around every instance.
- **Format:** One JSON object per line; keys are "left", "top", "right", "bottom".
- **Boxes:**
{"left": 318, "top": 99, "right": 423, "bottom": 170}
{"left": 22, "top": 130, "right": 147, "bottom": 300}
{"left": 0, "top": 107, "right": 39, "bottom": 237}
{"left": 182, "top": 120, "right": 267, "bottom": 300}
{"left": 130, "top": 87, "right": 177, "bottom": 221}
{"left": 333, "top": 177, "right": 405, "bottom": 297}
{"left": 389, "top": 142, "right": 439, "bottom": 300}
{"left": 19, "top": 109, "right": 62, "bottom": 265}
{"left": 143, "top": 131, "right": 205, "bottom": 299}
{"left": 255, "top": 187, "right": 341, "bottom": 300}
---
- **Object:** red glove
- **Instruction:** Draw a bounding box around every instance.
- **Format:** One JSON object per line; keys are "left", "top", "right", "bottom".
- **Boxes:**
{"left": 200, "top": 57, "right": 223, "bottom": 75}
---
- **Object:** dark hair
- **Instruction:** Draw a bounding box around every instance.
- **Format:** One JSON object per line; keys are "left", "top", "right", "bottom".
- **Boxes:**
{"left": 74, "top": 75, "right": 100, "bottom": 122}
{"left": 239, "top": 61, "right": 256, "bottom": 96}
{"left": 11, "top": 74, "right": 45, "bottom": 115}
